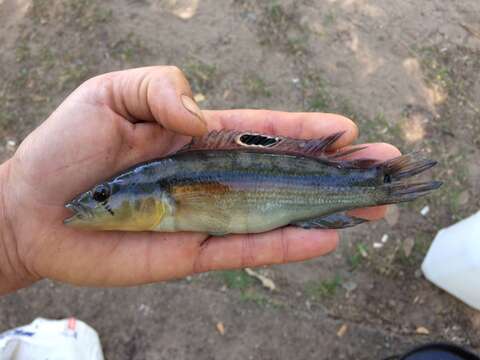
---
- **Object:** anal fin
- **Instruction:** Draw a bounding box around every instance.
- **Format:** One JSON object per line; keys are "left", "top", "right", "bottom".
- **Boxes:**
{"left": 292, "top": 213, "right": 368, "bottom": 229}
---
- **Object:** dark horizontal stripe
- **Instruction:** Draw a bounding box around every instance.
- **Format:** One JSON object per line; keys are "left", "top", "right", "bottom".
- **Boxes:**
{"left": 113, "top": 151, "right": 379, "bottom": 194}
{"left": 159, "top": 170, "right": 375, "bottom": 189}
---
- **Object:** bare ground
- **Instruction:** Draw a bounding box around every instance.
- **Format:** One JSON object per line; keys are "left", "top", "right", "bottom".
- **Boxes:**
{"left": 0, "top": 1, "right": 479, "bottom": 359}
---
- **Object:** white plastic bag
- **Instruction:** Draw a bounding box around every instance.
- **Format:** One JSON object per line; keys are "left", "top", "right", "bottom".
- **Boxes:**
{"left": 0, "top": 317, "right": 104, "bottom": 360}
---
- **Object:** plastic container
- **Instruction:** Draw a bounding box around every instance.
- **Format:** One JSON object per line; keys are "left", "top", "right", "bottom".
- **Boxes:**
{"left": 0, "top": 317, "right": 104, "bottom": 360}
{"left": 422, "top": 211, "right": 480, "bottom": 310}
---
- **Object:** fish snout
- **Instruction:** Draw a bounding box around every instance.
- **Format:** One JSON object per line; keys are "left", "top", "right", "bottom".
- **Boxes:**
{"left": 65, "top": 199, "right": 94, "bottom": 220}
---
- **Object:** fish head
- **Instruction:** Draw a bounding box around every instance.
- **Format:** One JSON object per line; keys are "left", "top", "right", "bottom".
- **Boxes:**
{"left": 64, "top": 179, "right": 168, "bottom": 231}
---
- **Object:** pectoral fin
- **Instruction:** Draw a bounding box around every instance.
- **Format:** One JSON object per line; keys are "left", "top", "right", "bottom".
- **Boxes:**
{"left": 292, "top": 213, "right": 368, "bottom": 229}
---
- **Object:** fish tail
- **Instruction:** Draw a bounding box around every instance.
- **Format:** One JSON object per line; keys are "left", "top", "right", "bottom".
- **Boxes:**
{"left": 375, "top": 153, "right": 442, "bottom": 204}
{"left": 377, "top": 181, "right": 442, "bottom": 204}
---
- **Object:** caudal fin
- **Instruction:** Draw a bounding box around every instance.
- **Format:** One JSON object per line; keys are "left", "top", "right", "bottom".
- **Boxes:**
{"left": 378, "top": 181, "right": 442, "bottom": 204}
{"left": 375, "top": 153, "right": 442, "bottom": 204}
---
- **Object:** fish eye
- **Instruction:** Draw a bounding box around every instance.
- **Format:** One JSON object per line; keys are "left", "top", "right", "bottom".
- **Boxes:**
{"left": 92, "top": 184, "right": 110, "bottom": 202}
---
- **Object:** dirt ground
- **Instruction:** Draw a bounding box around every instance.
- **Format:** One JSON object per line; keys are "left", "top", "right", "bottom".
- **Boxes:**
{"left": 1, "top": 0, "right": 480, "bottom": 359}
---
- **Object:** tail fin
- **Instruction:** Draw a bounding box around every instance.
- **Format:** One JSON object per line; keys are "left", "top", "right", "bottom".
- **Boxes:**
{"left": 378, "top": 181, "right": 442, "bottom": 204}
{"left": 376, "top": 153, "right": 442, "bottom": 204}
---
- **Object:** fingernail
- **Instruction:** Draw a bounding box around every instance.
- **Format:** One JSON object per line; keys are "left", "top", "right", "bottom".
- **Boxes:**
{"left": 181, "top": 94, "right": 207, "bottom": 130}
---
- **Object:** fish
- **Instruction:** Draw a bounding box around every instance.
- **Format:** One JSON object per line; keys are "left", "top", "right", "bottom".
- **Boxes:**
{"left": 64, "top": 130, "right": 442, "bottom": 234}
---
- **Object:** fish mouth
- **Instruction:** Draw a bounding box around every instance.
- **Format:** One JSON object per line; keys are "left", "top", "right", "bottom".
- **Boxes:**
{"left": 64, "top": 201, "right": 94, "bottom": 225}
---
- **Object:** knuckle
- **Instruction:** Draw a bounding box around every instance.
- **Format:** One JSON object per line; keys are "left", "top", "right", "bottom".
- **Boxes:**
{"left": 81, "top": 72, "right": 114, "bottom": 90}
{"left": 77, "top": 73, "right": 115, "bottom": 100}
{"left": 75, "top": 75, "right": 115, "bottom": 108}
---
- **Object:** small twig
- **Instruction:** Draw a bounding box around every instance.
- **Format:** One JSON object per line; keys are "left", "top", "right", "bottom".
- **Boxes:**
{"left": 465, "top": 98, "right": 480, "bottom": 114}
{"left": 460, "top": 23, "right": 480, "bottom": 39}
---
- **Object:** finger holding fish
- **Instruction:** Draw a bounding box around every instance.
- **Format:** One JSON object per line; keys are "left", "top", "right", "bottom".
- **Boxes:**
{"left": 193, "top": 228, "right": 339, "bottom": 273}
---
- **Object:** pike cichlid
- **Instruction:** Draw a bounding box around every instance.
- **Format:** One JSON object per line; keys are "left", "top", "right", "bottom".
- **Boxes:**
{"left": 64, "top": 130, "right": 442, "bottom": 234}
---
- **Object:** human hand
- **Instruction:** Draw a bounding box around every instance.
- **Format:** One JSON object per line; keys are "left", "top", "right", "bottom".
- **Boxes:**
{"left": 0, "top": 66, "right": 400, "bottom": 293}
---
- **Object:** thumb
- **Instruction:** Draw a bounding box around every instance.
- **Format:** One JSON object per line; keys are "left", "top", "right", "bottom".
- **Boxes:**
{"left": 86, "top": 66, "right": 208, "bottom": 136}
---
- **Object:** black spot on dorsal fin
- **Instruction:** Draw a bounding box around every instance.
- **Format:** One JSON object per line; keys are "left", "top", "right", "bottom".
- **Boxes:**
{"left": 238, "top": 134, "right": 280, "bottom": 147}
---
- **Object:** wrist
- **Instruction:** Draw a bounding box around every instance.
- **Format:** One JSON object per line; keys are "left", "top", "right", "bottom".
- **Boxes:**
{"left": 0, "top": 159, "right": 32, "bottom": 294}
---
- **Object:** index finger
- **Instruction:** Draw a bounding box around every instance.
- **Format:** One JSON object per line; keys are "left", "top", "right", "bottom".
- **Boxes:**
{"left": 203, "top": 110, "right": 359, "bottom": 149}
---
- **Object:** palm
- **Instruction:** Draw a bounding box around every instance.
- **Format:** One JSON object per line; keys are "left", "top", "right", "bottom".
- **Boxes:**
{"left": 5, "top": 67, "right": 399, "bottom": 288}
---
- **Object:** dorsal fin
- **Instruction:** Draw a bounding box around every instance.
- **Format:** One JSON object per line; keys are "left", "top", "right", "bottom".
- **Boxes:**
{"left": 179, "top": 130, "right": 345, "bottom": 156}
{"left": 178, "top": 130, "right": 375, "bottom": 168}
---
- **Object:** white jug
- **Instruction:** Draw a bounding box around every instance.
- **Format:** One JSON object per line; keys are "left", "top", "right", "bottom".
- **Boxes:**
{"left": 422, "top": 211, "right": 480, "bottom": 311}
